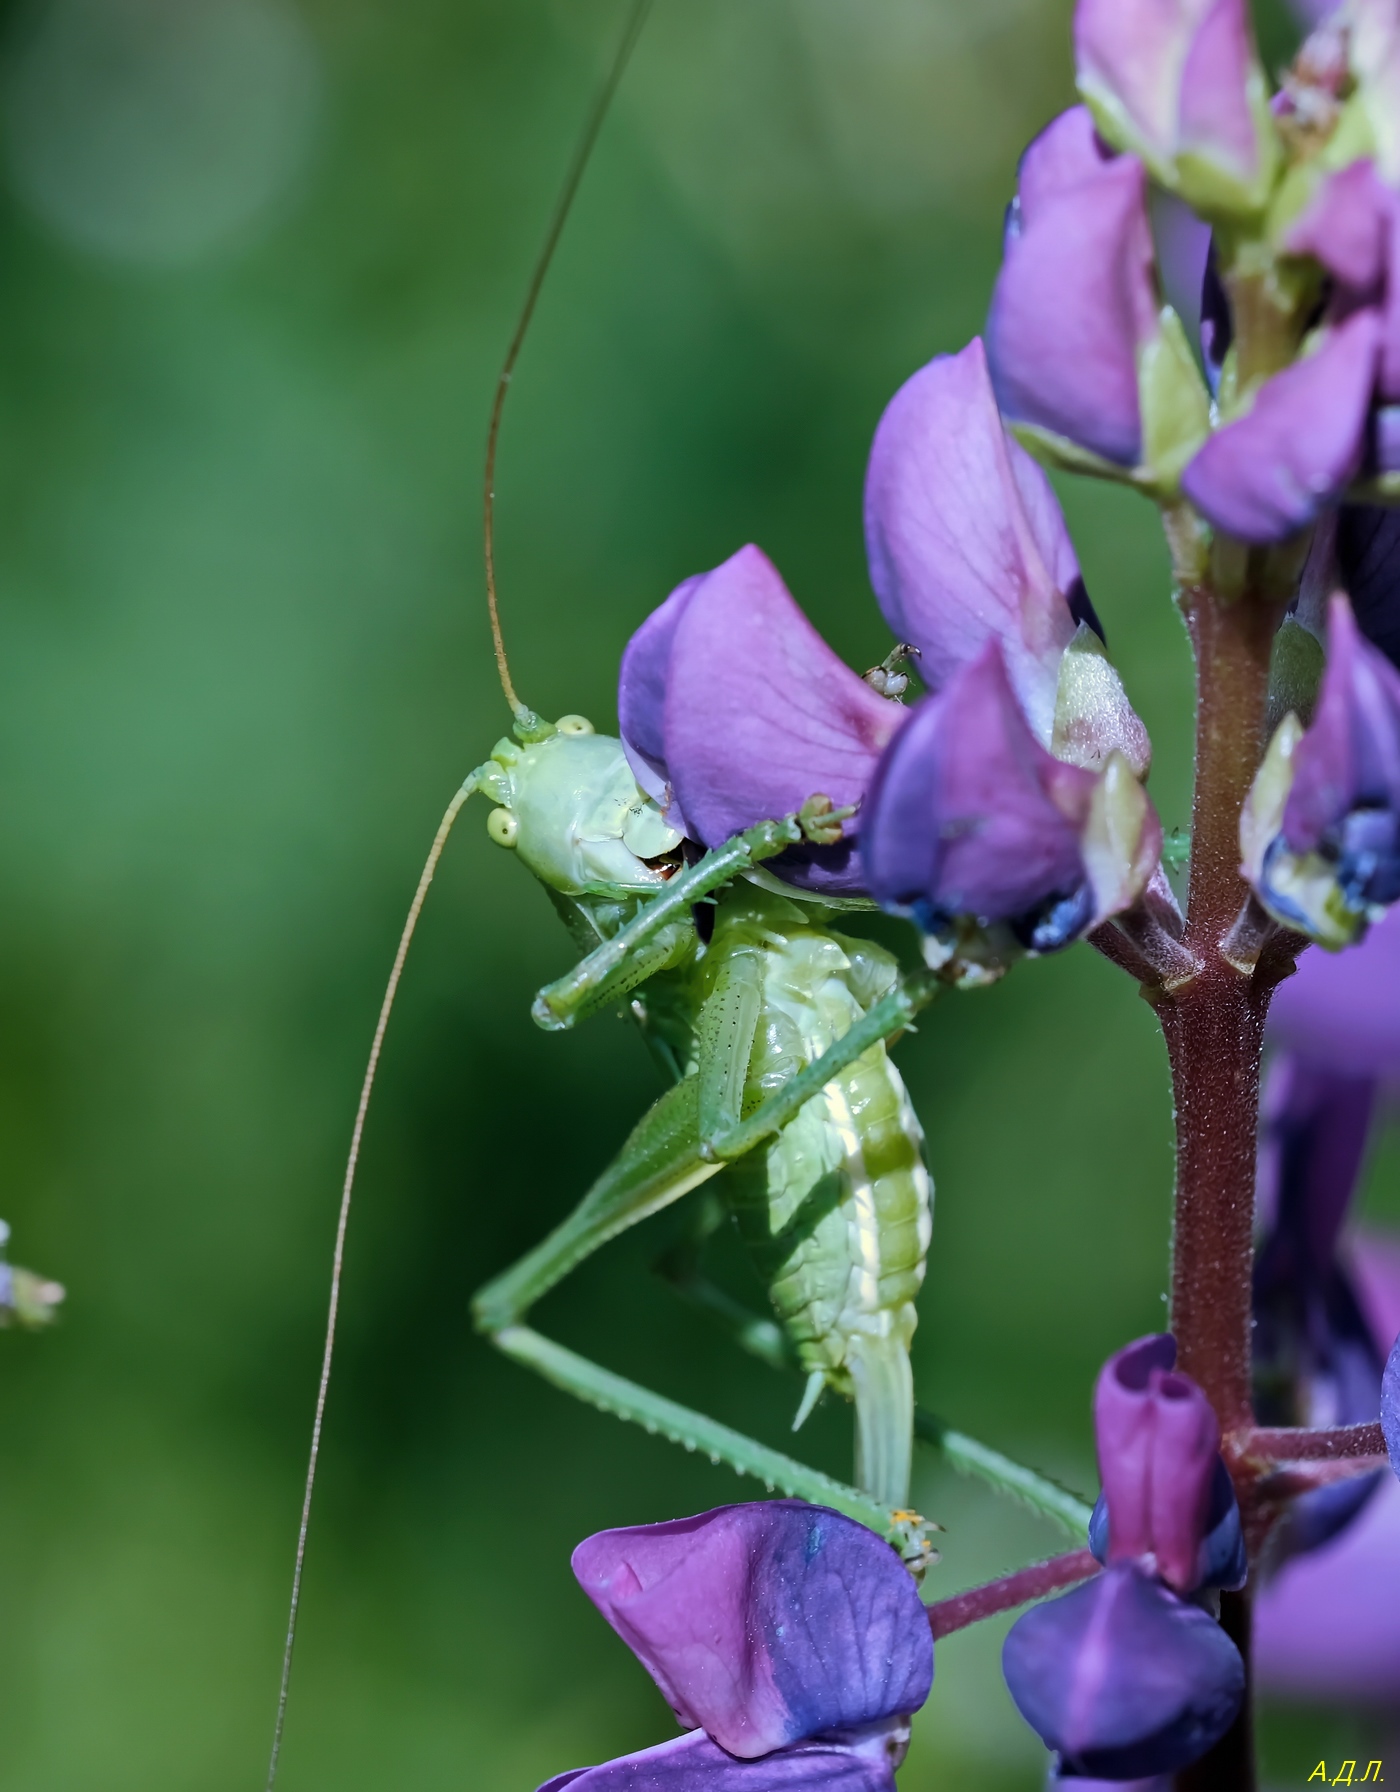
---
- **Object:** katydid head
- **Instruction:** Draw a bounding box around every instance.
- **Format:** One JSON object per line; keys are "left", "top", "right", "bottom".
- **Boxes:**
{"left": 474, "top": 715, "right": 685, "bottom": 898}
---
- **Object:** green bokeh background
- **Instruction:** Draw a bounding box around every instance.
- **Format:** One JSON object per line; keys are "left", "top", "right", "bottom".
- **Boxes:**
{"left": 0, "top": 0, "right": 1386, "bottom": 1786}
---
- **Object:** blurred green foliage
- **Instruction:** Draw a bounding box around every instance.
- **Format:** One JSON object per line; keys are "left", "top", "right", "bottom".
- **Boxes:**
{"left": 0, "top": 0, "right": 1380, "bottom": 1785}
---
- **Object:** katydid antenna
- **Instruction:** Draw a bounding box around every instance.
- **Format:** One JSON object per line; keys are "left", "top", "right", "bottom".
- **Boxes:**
{"left": 263, "top": 6, "right": 654, "bottom": 1784}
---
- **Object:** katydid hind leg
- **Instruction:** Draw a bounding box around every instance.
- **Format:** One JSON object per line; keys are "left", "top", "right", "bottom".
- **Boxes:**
{"left": 471, "top": 1073, "right": 721, "bottom": 1335}
{"left": 694, "top": 944, "right": 764, "bottom": 1148}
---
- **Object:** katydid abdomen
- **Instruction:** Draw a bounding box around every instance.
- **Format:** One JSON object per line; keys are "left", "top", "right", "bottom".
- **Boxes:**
{"left": 701, "top": 888, "right": 933, "bottom": 1509}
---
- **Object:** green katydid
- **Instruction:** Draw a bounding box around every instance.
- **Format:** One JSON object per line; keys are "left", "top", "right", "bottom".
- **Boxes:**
{"left": 265, "top": 6, "right": 1093, "bottom": 1782}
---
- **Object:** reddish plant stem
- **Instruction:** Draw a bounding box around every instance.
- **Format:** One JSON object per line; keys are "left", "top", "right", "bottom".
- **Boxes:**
{"left": 925, "top": 1550, "right": 1100, "bottom": 1639}
{"left": 1157, "top": 580, "right": 1282, "bottom": 1792}
{"left": 1245, "top": 1421, "right": 1386, "bottom": 1462}
{"left": 1161, "top": 583, "right": 1279, "bottom": 1427}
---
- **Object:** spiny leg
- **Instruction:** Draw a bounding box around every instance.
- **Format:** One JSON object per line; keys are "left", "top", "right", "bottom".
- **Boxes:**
{"left": 705, "top": 965, "right": 944, "bottom": 1163}
{"left": 654, "top": 1169, "right": 1094, "bottom": 1540}
{"left": 494, "top": 1326, "right": 934, "bottom": 1559}
{"left": 471, "top": 1074, "right": 719, "bottom": 1335}
{"left": 531, "top": 798, "right": 851, "bottom": 1033}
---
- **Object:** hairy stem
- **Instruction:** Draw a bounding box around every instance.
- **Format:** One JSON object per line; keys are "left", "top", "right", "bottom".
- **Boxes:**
{"left": 925, "top": 1549, "right": 1099, "bottom": 1639}
{"left": 1159, "top": 579, "right": 1281, "bottom": 1792}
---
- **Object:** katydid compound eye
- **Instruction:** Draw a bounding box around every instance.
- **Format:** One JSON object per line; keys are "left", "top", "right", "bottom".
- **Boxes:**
{"left": 556, "top": 714, "right": 594, "bottom": 736}
{"left": 487, "top": 808, "right": 519, "bottom": 847}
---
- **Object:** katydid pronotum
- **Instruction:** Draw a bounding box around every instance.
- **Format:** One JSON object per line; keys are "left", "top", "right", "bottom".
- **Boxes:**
{"left": 264, "top": 5, "right": 1093, "bottom": 1783}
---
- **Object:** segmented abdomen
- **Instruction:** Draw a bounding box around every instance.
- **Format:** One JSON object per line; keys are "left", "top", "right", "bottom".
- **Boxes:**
{"left": 719, "top": 917, "right": 932, "bottom": 1431}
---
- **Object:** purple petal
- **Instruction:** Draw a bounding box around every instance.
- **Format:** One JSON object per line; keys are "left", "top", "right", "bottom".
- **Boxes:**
{"left": 571, "top": 1502, "right": 932, "bottom": 1761}
{"left": 860, "top": 646, "right": 1099, "bottom": 951}
{"left": 1181, "top": 308, "right": 1382, "bottom": 543}
{"left": 1094, "top": 1335, "right": 1221, "bottom": 1592}
{"left": 1254, "top": 1473, "right": 1400, "bottom": 1702}
{"left": 1073, "top": 0, "right": 1189, "bottom": 163}
{"left": 1002, "top": 1565, "right": 1245, "bottom": 1778}
{"left": 1283, "top": 159, "right": 1389, "bottom": 294}
{"left": 663, "top": 547, "right": 904, "bottom": 895}
{"left": 534, "top": 1729, "right": 901, "bottom": 1792}
{"left": 988, "top": 108, "right": 1156, "bottom": 468}
{"left": 1338, "top": 506, "right": 1400, "bottom": 670}
{"left": 1387, "top": 1332, "right": 1399, "bottom": 1478}
{"left": 1384, "top": 210, "right": 1400, "bottom": 399}
{"left": 863, "top": 338, "right": 1083, "bottom": 742}
{"left": 1152, "top": 191, "right": 1211, "bottom": 351}
{"left": 1283, "top": 593, "right": 1400, "bottom": 867}
{"left": 1257, "top": 1054, "right": 1378, "bottom": 1274}
{"left": 618, "top": 575, "right": 702, "bottom": 809}
{"left": 1177, "top": 0, "right": 1265, "bottom": 183}
{"left": 1269, "top": 904, "right": 1400, "bottom": 1075}
{"left": 1055, "top": 1780, "right": 1170, "bottom": 1791}
{"left": 1253, "top": 1056, "right": 1388, "bottom": 1552}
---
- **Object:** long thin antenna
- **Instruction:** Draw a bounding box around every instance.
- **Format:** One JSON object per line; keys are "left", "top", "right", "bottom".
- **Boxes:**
{"left": 484, "top": 0, "right": 655, "bottom": 718}
{"left": 266, "top": 7, "right": 655, "bottom": 1784}
{"left": 265, "top": 779, "right": 474, "bottom": 1792}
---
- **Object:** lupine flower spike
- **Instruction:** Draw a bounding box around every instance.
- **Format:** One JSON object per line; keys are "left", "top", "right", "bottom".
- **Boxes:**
{"left": 537, "top": 1502, "right": 933, "bottom": 1791}
{"left": 1003, "top": 1336, "right": 1246, "bottom": 1778}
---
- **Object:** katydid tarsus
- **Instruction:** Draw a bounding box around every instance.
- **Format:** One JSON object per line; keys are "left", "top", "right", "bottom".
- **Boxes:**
{"left": 266, "top": 4, "right": 1094, "bottom": 1781}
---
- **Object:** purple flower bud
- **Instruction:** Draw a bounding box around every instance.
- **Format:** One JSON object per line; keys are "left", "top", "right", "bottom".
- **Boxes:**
{"left": 859, "top": 646, "right": 1159, "bottom": 959}
{"left": 617, "top": 547, "right": 906, "bottom": 894}
{"left": 1338, "top": 506, "right": 1400, "bottom": 671}
{"left": 1270, "top": 903, "right": 1400, "bottom": 1075}
{"left": 1054, "top": 1779, "right": 1170, "bottom": 1792}
{"left": 987, "top": 109, "right": 1158, "bottom": 470}
{"left": 1074, "top": 0, "right": 1275, "bottom": 214}
{"left": 1352, "top": 0, "right": 1400, "bottom": 188}
{"left": 571, "top": 1502, "right": 932, "bottom": 1762}
{"left": 864, "top": 338, "right": 1087, "bottom": 737}
{"left": 1283, "top": 158, "right": 1391, "bottom": 296}
{"left": 1254, "top": 1054, "right": 1388, "bottom": 1554}
{"left": 618, "top": 573, "right": 703, "bottom": 827}
{"left": 864, "top": 335, "right": 1150, "bottom": 776}
{"left": 1180, "top": 309, "right": 1382, "bottom": 543}
{"left": 1253, "top": 1233, "right": 1400, "bottom": 1702}
{"left": 536, "top": 1726, "right": 908, "bottom": 1792}
{"left": 1093, "top": 1335, "right": 1229, "bottom": 1593}
{"left": 1259, "top": 593, "right": 1400, "bottom": 937}
{"left": 1002, "top": 1564, "right": 1246, "bottom": 1779}
{"left": 1255, "top": 1468, "right": 1400, "bottom": 1703}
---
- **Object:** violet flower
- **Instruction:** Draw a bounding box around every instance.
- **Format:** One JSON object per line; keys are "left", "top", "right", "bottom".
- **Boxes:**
{"left": 864, "top": 335, "right": 1150, "bottom": 773}
{"left": 1180, "top": 139, "right": 1400, "bottom": 542}
{"left": 621, "top": 337, "right": 1156, "bottom": 924}
{"left": 1242, "top": 592, "right": 1400, "bottom": 946}
{"left": 618, "top": 546, "right": 906, "bottom": 895}
{"left": 986, "top": 109, "right": 1161, "bottom": 472}
{"left": 538, "top": 1502, "right": 933, "bottom": 1792}
{"left": 1243, "top": 912, "right": 1400, "bottom": 1701}
{"left": 860, "top": 645, "right": 1160, "bottom": 968}
{"left": 1180, "top": 309, "right": 1384, "bottom": 544}
{"left": 1253, "top": 1236, "right": 1400, "bottom": 1704}
{"left": 1073, "top": 0, "right": 1277, "bottom": 217}
{"left": 1254, "top": 1053, "right": 1388, "bottom": 1556}
{"left": 1003, "top": 1337, "right": 1246, "bottom": 1779}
